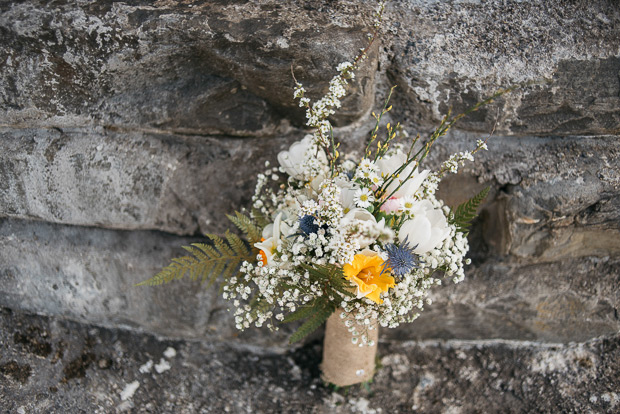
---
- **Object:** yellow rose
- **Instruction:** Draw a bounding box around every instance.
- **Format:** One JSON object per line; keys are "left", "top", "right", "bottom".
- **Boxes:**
{"left": 343, "top": 252, "right": 395, "bottom": 304}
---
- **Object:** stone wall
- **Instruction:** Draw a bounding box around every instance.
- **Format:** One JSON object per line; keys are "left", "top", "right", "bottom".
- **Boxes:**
{"left": 1, "top": 0, "right": 619, "bottom": 346}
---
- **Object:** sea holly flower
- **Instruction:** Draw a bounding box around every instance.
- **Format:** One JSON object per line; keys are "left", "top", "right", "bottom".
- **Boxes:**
{"left": 343, "top": 251, "right": 395, "bottom": 304}
{"left": 382, "top": 237, "right": 420, "bottom": 277}
{"left": 299, "top": 214, "right": 321, "bottom": 236}
{"left": 398, "top": 200, "right": 450, "bottom": 254}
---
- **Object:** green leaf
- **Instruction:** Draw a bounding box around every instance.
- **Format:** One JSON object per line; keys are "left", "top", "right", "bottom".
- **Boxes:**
{"left": 137, "top": 232, "right": 255, "bottom": 288}
{"left": 251, "top": 208, "right": 270, "bottom": 229}
{"left": 227, "top": 211, "right": 263, "bottom": 244}
{"left": 282, "top": 303, "right": 319, "bottom": 324}
{"left": 289, "top": 300, "right": 335, "bottom": 344}
{"left": 449, "top": 186, "right": 490, "bottom": 234}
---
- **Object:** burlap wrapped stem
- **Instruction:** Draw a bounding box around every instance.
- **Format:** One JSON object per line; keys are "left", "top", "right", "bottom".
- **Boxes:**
{"left": 320, "top": 308, "right": 379, "bottom": 386}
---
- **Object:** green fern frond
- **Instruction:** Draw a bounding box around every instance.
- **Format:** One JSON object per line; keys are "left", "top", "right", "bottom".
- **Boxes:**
{"left": 285, "top": 264, "right": 354, "bottom": 344}
{"left": 282, "top": 302, "right": 320, "bottom": 324}
{"left": 251, "top": 208, "right": 270, "bottom": 229}
{"left": 301, "top": 263, "right": 355, "bottom": 299}
{"left": 449, "top": 186, "right": 490, "bottom": 234}
{"left": 137, "top": 258, "right": 194, "bottom": 286}
{"left": 137, "top": 233, "right": 255, "bottom": 287}
{"left": 227, "top": 211, "right": 263, "bottom": 244}
{"left": 289, "top": 299, "right": 335, "bottom": 344}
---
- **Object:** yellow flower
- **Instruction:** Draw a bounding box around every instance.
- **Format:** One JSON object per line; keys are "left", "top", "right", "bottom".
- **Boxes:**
{"left": 343, "top": 252, "right": 395, "bottom": 304}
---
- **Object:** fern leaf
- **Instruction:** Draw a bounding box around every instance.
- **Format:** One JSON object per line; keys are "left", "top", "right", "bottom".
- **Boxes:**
{"left": 450, "top": 186, "right": 490, "bottom": 233}
{"left": 289, "top": 300, "right": 335, "bottom": 344}
{"left": 137, "top": 232, "right": 254, "bottom": 287}
{"left": 225, "top": 231, "right": 251, "bottom": 257}
{"left": 182, "top": 245, "right": 210, "bottom": 262}
{"left": 212, "top": 234, "right": 235, "bottom": 258}
{"left": 301, "top": 263, "right": 355, "bottom": 299}
{"left": 206, "top": 260, "right": 226, "bottom": 287}
{"left": 251, "top": 208, "right": 270, "bottom": 228}
{"left": 282, "top": 302, "right": 319, "bottom": 324}
{"left": 197, "top": 242, "right": 222, "bottom": 257}
{"left": 227, "top": 212, "right": 263, "bottom": 244}
{"left": 136, "top": 258, "right": 191, "bottom": 286}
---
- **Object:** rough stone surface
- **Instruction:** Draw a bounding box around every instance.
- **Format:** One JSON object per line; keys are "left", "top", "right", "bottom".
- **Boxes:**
{"left": 3, "top": 127, "right": 619, "bottom": 242}
{"left": 0, "top": 217, "right": 301, "bottom": 347}
{"left": 430, "top": 132, "right": 620, "bottom": 261}
{"left": 1, "top": 0, "right": 619, "bottom": 381}
{"left": 2, "top": 1, "right": 618, "bottom": 136}
{"left": 0, "top": 126, "right": 303, "bottom": 235}
{"left": 1, "top": 215, "right": 618, "bottom": 344}
{"left": 0, "top": 0, "right": 378, "bottom": 135}
{"left": 406, "top": 256, "right": 620, "bottom": 343}
{"left": 386, "top": 0, "right": 620, "bottom": 136}
{"left": 1, "top": 308, "right": 619, "bottom": 413}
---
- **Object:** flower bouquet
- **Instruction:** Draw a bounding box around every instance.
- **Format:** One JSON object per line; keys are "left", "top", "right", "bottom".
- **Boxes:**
{"left": 139, "top": 3, "right": 502, "bottom": 387}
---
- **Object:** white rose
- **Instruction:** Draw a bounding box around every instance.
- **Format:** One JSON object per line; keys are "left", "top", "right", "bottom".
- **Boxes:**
{"left": 376, "top": 151, "right": 430, "bottom": 198}
{"left": 398, "top": 200, "right": 450, "bottom": 254}
{"left": 277, "top": 135, "right": 327, "bottom": 180}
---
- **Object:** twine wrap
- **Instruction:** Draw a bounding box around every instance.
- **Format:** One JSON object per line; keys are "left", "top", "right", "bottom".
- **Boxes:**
{"left": 320, "top": 308, "right": 378, "bottom": 386}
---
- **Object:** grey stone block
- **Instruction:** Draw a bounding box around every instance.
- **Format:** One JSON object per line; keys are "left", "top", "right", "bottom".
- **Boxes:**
{"left": 0, "top": 1, "right": 378, "bottom": 135}
{"left": 396, "top": 255, "right": 620, "bottom": 343}
{"left": 386, "top": 0, "right": 620, "bottom": 135}
{"left": 1, "top": 216, "right": 618, "bottom": 344}
{"left": 0, "top": 126, "right": 303, "bottom": 235}
{"left": 428, "top": 132, "right": 620, "bottom": 261}
{"left": 0, "top": 217, "right": 276, "bottom": 344}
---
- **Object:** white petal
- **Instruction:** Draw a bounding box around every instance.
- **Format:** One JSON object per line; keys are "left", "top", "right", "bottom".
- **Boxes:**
{"left": 342, "top": 208, "right": 376, "bottom": 225}
{"left": 399, "top": 216, "right": 431, "bottom": 253}
{"left": 395, "top": 169, "right": 430, "bottom": 198}
{"left": 273, "top": 212, "right": 283, "bottom": 240}
{"left": 310, "top": 173, "right": 326, "bottom": 192}
{"left": 426, "top": 226, "right": 451, "bottom": 252}
{"left": 426, "top": 208, "right": 447, "bottom": 227}
{"left": 262, "top": 223, "right": 274, "bottom": 239}
{"left": 277, "top": 152, "right": 302, "bottom": 178}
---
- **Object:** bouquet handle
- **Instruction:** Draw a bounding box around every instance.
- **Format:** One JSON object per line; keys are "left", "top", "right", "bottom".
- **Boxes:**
{"left": 320, "top": 308, "right": 378, "bottom": 386}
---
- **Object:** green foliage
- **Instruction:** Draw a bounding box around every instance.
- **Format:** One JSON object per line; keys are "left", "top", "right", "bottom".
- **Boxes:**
{"left": 284, "top": 263, "right": 354, "bottom": 344}
{"left": 449, "top": 186, "right": 490, "bottom": 234}
{"left": 227, "top": 211, "right": 262, "bottom": 244}
{"left": 288, "top": 297, "right": 335, "bottom": 344}
{"left": 282, "top": 302, "right": 320, "bottom": 324}
{"left": 251, "top": 207, "right": 270, "bottom": 229}
{"left": 302, "top": 263, "right": 355, "bottom": 300}
{"left": 137, "top": 213, "right": 261, "bottom": 288}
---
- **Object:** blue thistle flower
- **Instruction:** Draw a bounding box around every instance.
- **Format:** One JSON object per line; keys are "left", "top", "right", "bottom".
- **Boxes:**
{"left": 299, "top": 214, "right": 320, "bottom": 236}
{"left": 382, "top": 237, "right": 420, "bottom": 277}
